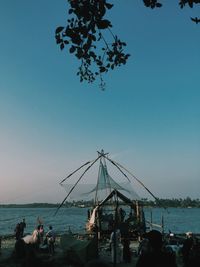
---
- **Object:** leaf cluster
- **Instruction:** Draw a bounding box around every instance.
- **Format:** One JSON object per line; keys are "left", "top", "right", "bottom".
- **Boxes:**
{"left": 141, "top": 197, "right": 200, "bottom": 208}
{"left": 143, "top": 0, "right": 162, "bottom": 9}
{"left": 143, "top": 0, "right": 200, "bottom": 9}
{"left": 55, "top": 0, "right": 200, "bottom": 88}
{"left": 144, "top": 1, "right": 200, "bottom": 24}
{"left": 55, "top": 0, "right": 130, "bottom": 88}
{"left": 179, "top": 0, "right": 200, "bottom": 8}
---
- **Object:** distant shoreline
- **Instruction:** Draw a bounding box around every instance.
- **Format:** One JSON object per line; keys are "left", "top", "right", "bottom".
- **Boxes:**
{"left": 1, "top": 197, "right": 200, "bottom": 208}
{"left": 0, "top": 205, "right": 57, "bottom": 208}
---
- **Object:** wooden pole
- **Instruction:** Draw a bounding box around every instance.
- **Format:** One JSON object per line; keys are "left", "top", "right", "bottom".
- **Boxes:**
{"left": 150, "top": 210, "right": 153, "bottom": 230}
{"left": 161, "top": 214, "right": 164, "bottom": 234}
{"left": 113, "top": 191, "right": 119, "bottom": 267}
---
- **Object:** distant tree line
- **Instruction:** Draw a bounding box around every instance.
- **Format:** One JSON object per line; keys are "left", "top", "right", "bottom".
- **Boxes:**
{"left": 141, "top": 197, "right": 200, "bottom": 208}
{"left": 0, "top": 203, "right": 59, "bottom": 208}
{"left": 0, "top": 197, "right": 200, "bottom": 208}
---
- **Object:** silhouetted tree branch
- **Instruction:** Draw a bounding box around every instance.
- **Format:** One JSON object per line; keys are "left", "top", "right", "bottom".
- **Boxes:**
{"left": 55, "top": 0, "right": 200, "bottom": 88}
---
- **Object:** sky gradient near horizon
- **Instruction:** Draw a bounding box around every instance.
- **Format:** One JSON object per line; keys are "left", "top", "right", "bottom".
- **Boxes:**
{"left": 0, "top": 1, "right": 200, "bottom": 203}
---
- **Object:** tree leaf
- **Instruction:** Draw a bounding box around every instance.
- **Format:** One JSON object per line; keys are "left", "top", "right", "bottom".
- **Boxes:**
{"left": 100, "top": 66, "right": 106, "bottom": 73}
{"left": 188, "top": 1, "right": 193, "bottom": 8}
{"left": 69, "top": 46, "right": 76, "bottom": 53}
{"left": 97, "top": 19, "right": 111, "bottom": 29}
{"left": 105, "top": 3, "right": 114, "bottom": 9}
{"left": 56, "top": 38, "right": 62, "bottom": 44}
{"left": 55, "top": 26, "right": 64, "bottom": 34}
{"left": 156, "top": 3, "right": 162, "bottom": 8}
{"left": 60, "top": 43, "right": 65, "bottom": 50}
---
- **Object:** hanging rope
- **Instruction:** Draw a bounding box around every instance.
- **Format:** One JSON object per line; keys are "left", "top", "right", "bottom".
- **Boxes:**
{"left": 108, "top": 156, "right": 169, "bottom": 212}
{"left": 103, "top": 155, "right": 131, "bottom": 182}
{"left": 107, "top": 157, "right": 160, "bottom": 203}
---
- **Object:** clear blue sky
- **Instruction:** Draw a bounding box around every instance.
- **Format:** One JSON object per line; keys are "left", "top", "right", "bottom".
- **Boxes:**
{"left": 0, "top": 1, "right": 200, "bottom": 203}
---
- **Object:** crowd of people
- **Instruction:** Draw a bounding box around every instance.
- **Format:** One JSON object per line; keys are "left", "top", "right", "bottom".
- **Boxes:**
{"left": 136, "top": 230, "right": 200, "bottom": 267}
{"left": 181, "top": 232, "right": 200, "bottom": 267}
{"left": 14, "top": 218, "right": 56, "bottom": 256}
{"left": 12, "top": 217, "right": 200, "bottom": 266}
{"left": 108, "top": 227, "right": 200, "bottom": 267}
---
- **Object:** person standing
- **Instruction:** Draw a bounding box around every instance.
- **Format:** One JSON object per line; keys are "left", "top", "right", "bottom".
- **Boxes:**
{"left": 122, "top": 237, "right": 131, "bottom": 263}
{"left": 14, "top": 223, "right": 21, "bottom": 240}
{"left": 46, "top": 225, "right": 56, "bottom": 256}
{"left": 182, "top": 232, "right": 194, "bottom": 267}
{"left": 136, "top": 230, "right": 177, "bottom": 267}
{"left": 19, "top": 218, "right": 26, "bottom": 238}
{"left": 39, "top": 225, "right": 44, "bottom": 245}
{"left": 110, "top": 228, "right": 122, "bottom": 263}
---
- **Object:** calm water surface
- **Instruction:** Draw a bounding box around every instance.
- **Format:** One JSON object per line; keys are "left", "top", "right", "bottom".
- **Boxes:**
{"left": 0, "top": 207, "right": 200, "bottom": 236}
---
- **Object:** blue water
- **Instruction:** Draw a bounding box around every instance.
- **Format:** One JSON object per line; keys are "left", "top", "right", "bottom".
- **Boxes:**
{"left": 0, "top": 207, "right": 88, "bottom": 236}
{"left": 144, "top": 207, "right": 200, "bottom": 234}
{"left": 0, "top": 207, "right": 200, "bottom": 236}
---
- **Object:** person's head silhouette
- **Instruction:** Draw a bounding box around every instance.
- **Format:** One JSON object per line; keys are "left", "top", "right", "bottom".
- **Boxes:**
{"left": 146, "top": 230, "right": 163, "bottom": 250}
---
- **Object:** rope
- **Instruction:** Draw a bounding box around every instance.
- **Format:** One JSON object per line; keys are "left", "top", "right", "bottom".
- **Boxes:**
{"left": 107, "top": 158, "right": 159, "bottom": 202}
{"left": 59, "top": 160, "right": 93, "bottom": 184}
{"left": 54, "top": 155, "right": 102, "bottom": 216}
{"left": 104, "top": 155, "right": 131, "bottom": 182}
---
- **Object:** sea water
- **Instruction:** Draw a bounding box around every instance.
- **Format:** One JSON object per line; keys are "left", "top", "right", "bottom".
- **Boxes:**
{"left": 0, "top": 207, "right": 200, "bottom": 236}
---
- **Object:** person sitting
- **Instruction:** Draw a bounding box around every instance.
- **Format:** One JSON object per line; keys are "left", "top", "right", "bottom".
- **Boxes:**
{"left": 46, "top": 225, "right": 56, "bottom": 255}
{"left": 136, "top": 230, "right": 177, "bottom": 267}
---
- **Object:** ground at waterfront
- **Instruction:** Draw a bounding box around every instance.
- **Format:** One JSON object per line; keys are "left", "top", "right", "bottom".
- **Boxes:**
{"left": 0, "top": 236, "right": 183, "bottom": 267}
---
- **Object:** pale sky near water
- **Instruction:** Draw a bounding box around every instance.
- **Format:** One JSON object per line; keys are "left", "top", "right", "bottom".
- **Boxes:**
{"left": 0, "top": 1, "right": 200, "bottom": 204}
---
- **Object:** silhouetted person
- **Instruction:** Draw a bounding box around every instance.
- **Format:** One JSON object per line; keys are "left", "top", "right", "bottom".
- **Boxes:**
{"left": 46, "top": 225, "right": 56, "bottom": 255}
{"left": 122, "top": 238, "right": 131, "bottom": 263}
{"left": 182, "top": 232, "right": 194, "bottom": 267}
{"left": 87, "top": 209, "right": 91, "bottom": 220}
{"left": 15, "top": 223, "right": 21, "bottom": 240}
{"left": 136, "top": 230, "right": 177, "bottom": 267}
{"left": 118, "top": 207, "right": 126, "bottom": 222}
{"left": 19, "top": 218, "right": 26, "bottom": 238}
{"left": 110, "top": 228, "right": 122, "bottom": 263}
{"left": 188, "top": 237, "right": 200, "bottom": 267}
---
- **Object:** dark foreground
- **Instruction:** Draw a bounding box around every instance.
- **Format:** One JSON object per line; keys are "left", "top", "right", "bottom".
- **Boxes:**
{"left": 0, "top": 235, "right": 185, "bottom": 267}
